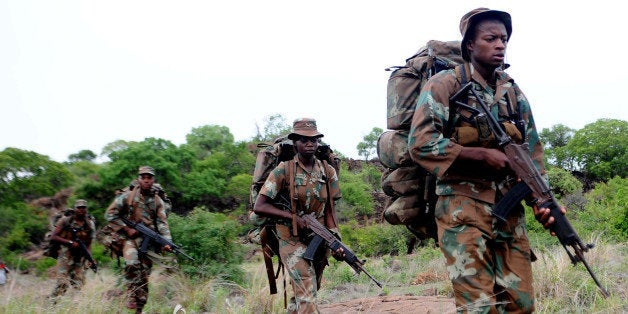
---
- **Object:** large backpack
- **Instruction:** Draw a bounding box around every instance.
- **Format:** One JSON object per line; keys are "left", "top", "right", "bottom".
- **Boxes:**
{"left": 248, "top": 136, "right": 340, "bottom": 296}
{"left": 379, "top": 40, "right": 465, "bottom": 242}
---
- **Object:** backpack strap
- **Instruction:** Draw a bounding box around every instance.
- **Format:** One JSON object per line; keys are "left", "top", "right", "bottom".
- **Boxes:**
{"left": 322, "top": 160, "right": 339, "bottom": 230}
{"left": 286, "top": 159, "right": 299, "bottom": 237}
{"left": 505, "top": 85, "right": 526, "bottom": 140}
{"left": 445, "top": 63, "right": 471, "bottom": 138}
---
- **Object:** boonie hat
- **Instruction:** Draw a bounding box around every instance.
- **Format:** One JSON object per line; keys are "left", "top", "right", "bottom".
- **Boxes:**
{"left": 74, "top": 199, "right": 88, "bottom": 208}
{"left": 138, "top": 166, "right": 155, "bottom": 176}
{"left": 460, "top": 8, "right": 512, "bottom": 61}
{"left": 288, "top": 118, "right": 324, "bottom": 140}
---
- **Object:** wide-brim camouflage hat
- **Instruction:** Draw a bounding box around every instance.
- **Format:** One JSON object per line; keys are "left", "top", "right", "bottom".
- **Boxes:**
{"left": 288, "top": 118, "right": 324, "bottom": 140}
{"left": 74, "top": 199, "right": 88, "bottom": 208}
{"left": 138, "top": 166, "right": 155, "bottom": 176}
{"left": 460, "top": 8, "right": 512, "bottom": 61}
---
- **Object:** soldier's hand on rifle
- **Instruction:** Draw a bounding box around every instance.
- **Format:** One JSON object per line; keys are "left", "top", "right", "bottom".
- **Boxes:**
{"left": 124, "top": 226, "right": 139, "bottom": 238}
{"left": 162, "top": 244, "right": 173, "bottom": 252}
{"left": 331, "top": 246, "right": 345, "bottom": 261}
{"left": 67, "top": 240, "right": 79, "bottom": 249}
{"left": 533, "top": 205, "right": 566, "bottom": 235}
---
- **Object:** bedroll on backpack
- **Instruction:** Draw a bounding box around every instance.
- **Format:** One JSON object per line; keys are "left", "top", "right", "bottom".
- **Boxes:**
{"left": 380, "top": 40, "right": 464, "bottom": 242}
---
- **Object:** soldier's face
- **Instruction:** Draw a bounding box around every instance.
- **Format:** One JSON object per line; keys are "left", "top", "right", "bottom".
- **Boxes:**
{"left": 75, "top": 207, "right": 87, "bottom": 219}
{"left": 467, "top": 19, "right": 508, "bottom": 69}
{"left": 138, "top": 174, "right": 154, "bottom": 190}
{"left": 295, "top": 136, "right": 319, "bottom": 157}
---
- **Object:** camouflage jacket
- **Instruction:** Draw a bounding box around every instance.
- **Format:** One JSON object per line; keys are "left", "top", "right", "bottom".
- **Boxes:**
{"left": 105, "top": 188, "right": 172, "bottom": 241}
{"left": 408, "top": 63, "right": 546, "bottom": 204}
{"left": 55, "top": 216, "right": 95, "bottom": 249}
{"left": 259, "top": 155, "right": 341, "bottom": 222}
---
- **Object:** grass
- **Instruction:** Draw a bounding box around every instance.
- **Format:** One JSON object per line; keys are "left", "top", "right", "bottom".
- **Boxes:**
{"left": 1, "top": 240, "right": 626, "bottom": 313}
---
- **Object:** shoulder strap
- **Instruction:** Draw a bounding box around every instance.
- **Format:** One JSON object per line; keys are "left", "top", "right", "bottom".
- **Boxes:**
{"left": 445, "top": 63, "right": 471, "bottom": 138}
{"left": 505, "top": 85, "right": 527, "bottom": 139}
{"left": 322, "top": 160, "right": 339, "bottom": 230}
{"left": 286, "top": 160, "right": 299, "bottom": 236}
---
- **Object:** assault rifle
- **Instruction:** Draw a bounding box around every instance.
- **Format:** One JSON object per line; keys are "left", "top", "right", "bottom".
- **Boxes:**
{"left": 120, "top": 217, "right": 194, "bottom": 261}
{"left": 301, "top": 213, "right": 383, "bottom": 288}
{"left": 71, "top": 228, "right": 97, "bottom": 273}
{"left": 450, "top": 83, "right": 609, "bottom": 298}
{"left": 271, "top": 195, "right": 382, "bottom": 287}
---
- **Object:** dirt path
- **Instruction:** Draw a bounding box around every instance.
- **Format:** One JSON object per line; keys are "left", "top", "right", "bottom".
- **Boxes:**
{"left": 319, "top": 295, "right": 456, "bottom": 314}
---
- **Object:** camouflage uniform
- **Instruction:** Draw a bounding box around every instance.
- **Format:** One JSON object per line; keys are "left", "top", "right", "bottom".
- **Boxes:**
{"left": 50, "top": 215, "right": 95, "bottom": 297}
{"left": 408, "top": 60, "right": 545, "bottom": 313}
{"left": 259, "top": 155, "right": 341, "bottom": 314}
{"left": 105, "top": 182, "right": 171, "bottom": 310}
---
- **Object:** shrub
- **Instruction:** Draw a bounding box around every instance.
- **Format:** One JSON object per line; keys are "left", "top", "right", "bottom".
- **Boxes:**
{"left": 339, "top": 221, "right": 407, "bottom": 257}
{"left": 169, "top": 208, "right": 245, "bottom": 283}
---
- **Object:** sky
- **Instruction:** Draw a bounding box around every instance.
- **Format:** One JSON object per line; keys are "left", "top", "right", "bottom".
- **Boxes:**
{"left": 1, "top": 1, "right": 627, "bottom": 162}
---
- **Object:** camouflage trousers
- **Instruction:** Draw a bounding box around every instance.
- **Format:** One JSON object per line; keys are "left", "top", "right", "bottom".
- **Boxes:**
{"left": 435, "top": 195, "right": 535, "bottom": 313}
{"left": 275, "top": 224, "right": 328, "bottom": 314}
{"left": 123, "top": 237, "right": 154, "bottom": 309}
{"left": 51, "top": 249, "right": 86, "bottom": 297}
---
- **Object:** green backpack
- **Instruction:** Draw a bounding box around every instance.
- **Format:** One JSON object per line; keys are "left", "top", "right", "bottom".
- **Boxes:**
{"left": 379, "top": 40, "right": 465, "bottom": 242}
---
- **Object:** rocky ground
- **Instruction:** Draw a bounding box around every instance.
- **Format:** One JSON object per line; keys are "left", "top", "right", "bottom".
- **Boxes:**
{"left": 319, "top": 294, "right": 455, "bottom": 313}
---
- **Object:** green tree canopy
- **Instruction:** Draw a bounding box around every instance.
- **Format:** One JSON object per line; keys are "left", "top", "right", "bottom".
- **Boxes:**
{"left": 252, "top": 113, "right": 292, "bottom": 142}
{"left": 0, "top": 148, "right": 74, "bottom": 205}
{"left": 357, "top": 127, "right": 383, "bottom": 161}
{"left": 68, "top": 149, "right": 97, "bottom": 162}
{"left": 186, "top": 125, "right": 235, "bottom": 158}
{"left": 564, "top": 119, "right": 628, "bottom": 181}
{"left": 540, "top": 124, "right": 575, "bottom": 168}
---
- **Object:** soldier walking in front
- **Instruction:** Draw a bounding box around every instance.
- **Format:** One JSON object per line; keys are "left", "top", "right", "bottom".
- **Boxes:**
{"left": 105, "top": 166, "right": 172, "bottom": 313}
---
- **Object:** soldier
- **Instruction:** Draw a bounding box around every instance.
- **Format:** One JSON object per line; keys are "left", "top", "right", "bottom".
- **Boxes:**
{"left": 105, "top": 166, "right": 172, "bottom": 313}
{"left": 408, "top": 8, "right": 562, "bottom": 313}
{"left": 254, "top": 118, "right": 343, "bottom": 313}
{"left": 49, "top": 199, "right": 96, "bottom": 298}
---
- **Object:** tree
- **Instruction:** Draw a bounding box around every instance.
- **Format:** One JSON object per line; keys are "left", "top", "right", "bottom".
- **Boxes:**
{"left": 186, "top": 125, "right": 235, "bottom": 158}
{"left": 68, "top": 149, "right": 97, "bottom": 162}
{"left": 253, "top": 113, "right": 292, "bottom": 142}
{"left": 564, "top": 119, "right": 628, "bottom": 181}
{"left": 356, "top": 127, "right": 383, "bottom": 161}
{"left": 540, "top": 124, "right": 575, "bottom": 168}
{"left": 0, "top": 148, "right": 74, "bottom": 205}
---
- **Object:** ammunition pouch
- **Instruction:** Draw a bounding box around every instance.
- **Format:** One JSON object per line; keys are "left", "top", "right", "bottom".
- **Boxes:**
{"left": 453, "top": 122, "right": 523, "bottom": 146}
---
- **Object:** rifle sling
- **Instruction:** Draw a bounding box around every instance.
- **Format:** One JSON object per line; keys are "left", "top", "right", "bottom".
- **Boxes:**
{"left": 259, "top": 227, "right": 278, "bottom": 294}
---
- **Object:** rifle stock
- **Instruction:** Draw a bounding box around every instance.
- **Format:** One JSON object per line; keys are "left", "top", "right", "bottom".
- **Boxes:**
{"left": 450, "top": 83, "right": 609, "bottom": 298}
{"left": 120, "top": 217, "right": 194, "bottom": 261}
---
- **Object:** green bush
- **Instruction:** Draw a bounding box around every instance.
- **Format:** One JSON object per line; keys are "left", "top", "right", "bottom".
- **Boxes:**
{"left": 169, "top": 208, "right": 245, "bottom": 283}
{"left": 33, "top": 257, "right": 57, "bottom": 276}
{"left": 574, "top": 176, "right": 628, "bottom": 241}
{"left": 527, "top": 176, "right": 628, "bottom": 245}
{"left": 547, "top": 167, "right": 583, "bottom": 197}
{"left": 0, "top": 202, "right": 47, "bottom": 251}
{"left": 339, "top": 164, "right": 374, "bottom": 216}
{"left": 339, "top": 221, "right": 407, "bottom": 257}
